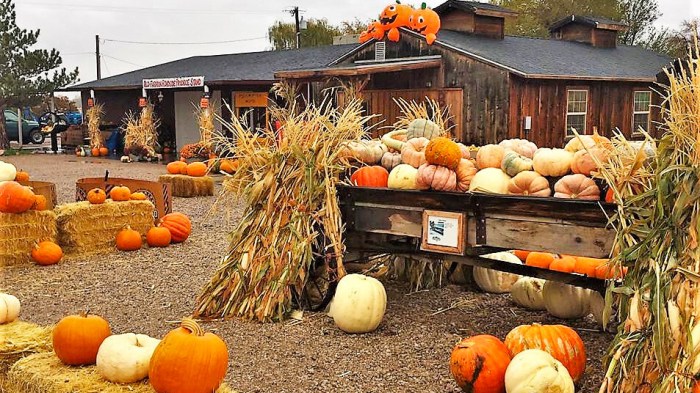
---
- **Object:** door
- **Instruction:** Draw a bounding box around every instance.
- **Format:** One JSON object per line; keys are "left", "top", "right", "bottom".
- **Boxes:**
{"left": 4, "top": 110, "right": 19, "bottom": 141}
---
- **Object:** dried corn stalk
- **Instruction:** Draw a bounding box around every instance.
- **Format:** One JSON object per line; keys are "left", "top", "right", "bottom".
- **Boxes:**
{"left": 392, "top": 97, "right": 453, "bottom": 136}
{"left": 86, "top": 104, "right": 104, "bottom": 149}
{"left": 195, "top": 103, "right": 216, "bottom": 148}
{"left": 194, "top": 98, "right": 370, "bottom": 322}
{"left": 598, "top": 38, "right": 700, "bottom": 393}
{"left": 122, "top": 103, "right": 160, "bottom": 157}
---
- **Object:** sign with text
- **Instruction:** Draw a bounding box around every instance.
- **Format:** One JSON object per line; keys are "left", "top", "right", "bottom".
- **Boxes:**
{"left": 420, "top": 210, "right": 465, "bottom": 255}
{"left": 234, "top": 92, "right": 268, "bottom": 108}
{"left": 143, "top": 76, "right": 204, "bottom": 89}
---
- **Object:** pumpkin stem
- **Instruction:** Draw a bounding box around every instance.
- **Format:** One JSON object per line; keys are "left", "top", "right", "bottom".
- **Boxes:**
{"left": 181, "top": 318, "right": 205, "bottom": 336}
{"left": 80, "top": 309, "right": 90, "bottom": 318}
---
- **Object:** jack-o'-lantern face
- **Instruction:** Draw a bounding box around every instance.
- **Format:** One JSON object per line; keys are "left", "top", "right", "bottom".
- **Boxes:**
{"left": 409, "top": 5, "right": 441, "bottom": 35}
{"left": 380, "top": 2, "right": 413, "bottom": 29}
{"left": 359, "top": 21, "right": 386, "bottom": 43}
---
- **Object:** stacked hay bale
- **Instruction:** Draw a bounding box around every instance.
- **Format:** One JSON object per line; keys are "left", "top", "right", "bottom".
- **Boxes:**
{"left": 0, "top": 321, "right": 52, "bottom": 388}
{"left": 157, "top": 174, "right": 214, "bottom": 197}
{"left": 0, "top": 210, "right": 57, "bottom": 266}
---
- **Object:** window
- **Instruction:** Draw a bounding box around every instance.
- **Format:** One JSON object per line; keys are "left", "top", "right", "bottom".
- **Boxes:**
{"left": 633, "top": 91, "right": 651, "bottom": 134}
{"left": 3, "top": 110, "right": 18, "bottom": 122}
{"left": 566, "top": 90, "right": 588, "bottom": 137}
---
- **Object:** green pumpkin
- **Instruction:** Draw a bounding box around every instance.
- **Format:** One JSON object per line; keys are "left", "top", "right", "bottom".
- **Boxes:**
{"left": 406, "top": 119, "right": 442, "bottom": 140}
{"left": 501, "top": 151, "right": 533, "bottom": 177}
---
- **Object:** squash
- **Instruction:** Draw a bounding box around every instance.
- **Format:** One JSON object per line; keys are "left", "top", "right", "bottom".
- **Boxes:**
{"left": 476, "top": 144, "right": 505, "bottom": 169}
{"left": 0, "top": 293, "right": 21, "bottom": 324}
{"left": 53, "top": 312, "right": 112, "bottom": 365}
{"left": 424, "top": 137, "right": 462, "bottom": 170}
{"left": 473, "top": 252, "right": 522, "bottom": 294}
{"left": 510, "top": 277, "right": 546, "bottom": 310}
{"left": 96, "top": 333, "right": 161, "bottom": 383}
{"left": 416, "top": 164, "right": 457, "bottom": 192}
{"left": 469, "top": 168, "right": 511, "bottom": 194}
{"left": 381, "top": 129, "right": 407, "bottom": 152}
{"left": 340, "top": 140, "right": 387, "bottom": 165}
{"left": 328, "top": 274, "right": 386, "bottom": 334}
{"left": 508, "top": 171, "right": 551, "bottom": 197}
{"left": 554, "top": 174, "right": 600, "bottom": 200}
{"left": 504, "top": 323, "right": 586, "bottom": 383}
{"left": 380, "top": 151, "right": 402, "bottom": 172}
{"left": 532, "top": 148, "right": 574, "bottom": 177}
{"left": 350, "top": 166, "right": 389, "bottom": 188}
{"left": 387, "top": 164, "right": 418, "bottom": 190}
{"left": 0, "top": 161, "right": 17, "bottom": 182}
{"left": 406, "top": 118, "right": 441, "bottom": 140}
{"left": 401, "top": 137, "right": 430, "bottom": 168}
{"left": 0, "top": 181, "right": 36, "bottom": 213}
{"left": 457, "top": 143, "right": 470, "bottom": 159}
{"left": 450, "top": 335, "right": 512, "bottom": 393}
{"left": 501, "top": 151, "right": 533, "bottom": 177}
{"left": 456, "top": 159, "right": 477, "bottom": 192}
{"left": 542, "top": 281, "right": 591, "bottom": 319}
{"left": 504, "top": 349, "right": 575, "bottom": 393}
{"left": 525, "top": 252, "right": 556, "bottom": 269}
{"left": 499, "top": 139, "right": 538, "bottom": 159}
{"left": 571, "top": 148, "right": 608, "bottom": 176}
{"left": 31, "top": 241, "right": 63, "bottom": 266}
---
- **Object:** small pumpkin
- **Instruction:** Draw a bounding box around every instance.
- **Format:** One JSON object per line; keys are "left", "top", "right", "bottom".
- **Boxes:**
{"left": 424, "top": 137, "right": 462, "bottom": 170}
{"left": 406, "top": 118, "right": 441, "bottom": 140}
{"left": 525, "top": 252, "right": 555, "bottom": 269}
{"left": 31, "top": 241, "right": 63, "bottom": 266}
{"left": 0, "top": 161, "right": 17, "bottom": 182}
{"left": 96, "top": 333, "right": 161, "bottom": 383}
{"left": 473, "top": 252, "right": 522, "bottom": 294}
{"left": 533, "top": 148, "right": 574, "bottom": 177}
{"left": 14, "top": 170, "right": 29, "bottom": 182}
{"left": 109, "top": 185, "right": 131, "bottom": 202}
{"left": 32, "top": 194, "right": 47, "bottom": 211}
{"left": 116, "top": 227, "right": 142, "bottom": 251}
{"left": 604, "top": 187, "right": 614, "bottom": 203}
{"left": 469, "top": 168, "right": 511, "bottom": 194}
{"left": 510, "top": 277, "right": 546, "bottom": 310}
{"left": 476, "top": 144, "right": 505, "bottom": 169}
{"left": 554, "top": 174, "right": 600, "bottom": 200}
{"left": 450, "top": 335, "right": 512, "bottom": 393}
{"left": 0, "top": 181, "right": 36, "bottom": 213}
{"left": 0, "top": 293, "right": 21, "bottom": 324}
{"left": 594, "top": 262, "right": 625, "bottom": 280}
{"left": 573, "top": 256, "right": 606, "bottom": 277}
{"left": 99, "top": 147, "right": 109, "bottom": 156}
{"left": 401, "top": 137, "right": 430, "bottom": 168}
{"left": 219, "top": 159, "right": 238, "bottom": 174}
{"left": 505, "top": 349, "right": 575, "bottom": 393}
{"left": 549, "top": 256, "right": 577, "bottom": 273}
{"left": 513, "top": 250, "right": 530, "bottom": 262}
{"left": 160, "top": 212, "right": 192, "bottom": 243}
{"left": 130, "top": 192, "right": 148, "bottom": 201}
{"left": 350, "top": 165, "right": 389, "bottom": 188}
{"left": 542, "top": 281, "right": 591, "bottom": 319}
{"left": 571, "top": 148, "right": 608, "bottom": 176}
{"left": 501, "top": 151, "right": 533, "bottom": 177}
{"left": 328, "top": 274, "right": 387, "bottom": 334}
{"left": 146, "top": 226, "right": 172, "bottom": 248}
{"left": 456, "top": 159, "right": 477, "bottom": 192}
{"left": 166, "top": 161, "right": 187, "bottom": 174}
{"left": 416, "top": 164, "right": 457, "bottom": 192}
{"left": 381, "top": 151, "right": 402, "bottom": 172}
{"left": 87, "top": 188, "right": 107, "bottom": 204}
{"left": 507, "top": 171, "right": 551, "bottom": 197}
{"left": 499, "top": 139, "right": 538, "bottom": 159}
{"left": 91, "top": 147, "right": 100, "bottom": 157}
{"left": 53, "top": 312, "right": 112, "bottom": 365}
{"left": 387, "top": 164, "right": 418, "bottom": 190}
{"left": 149, "top": 318, "right": 228, "bottom": 393}
{"left": 186, "top": 162, "right": 208, "bottom": 177}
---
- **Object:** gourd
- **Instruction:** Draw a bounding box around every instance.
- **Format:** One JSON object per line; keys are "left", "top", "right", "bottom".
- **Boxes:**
{"left": 499, "top": 139, "right": 538, "bottom": 159}
{"left": 53, "top": 312, "right": 112, "bottom": 365}
{"left": 401, "top": 137, "right": 430, "bottom": 168}
{"left": 571, "top": 148, "right": 608, "bottom": 176}
{"left": 476, "top": 144, "right": 505, "bottom": 169}
{"left": 0, "top": 293, "right": 21, "bottom": 324}
{"left": 147, "top": 226, "right": 172, "bottom": 247}
{"left": 340, "top": 140, "right": 387, "bottom": 164}
{"left": 473, "top": 252, "right": 522, "bottom": 294}
{"left": 328, "top": 274, "right": 386, "bottom": 334}
{"left": 0, "top": 161, "right": 17, "bottom": 181}
{"left": 504, "top": 349, "right": 575, "bottom": 393}
{"left": 381, "top": 129, "right": 407, "bottom": 152}
{"left": 387, "top": 164, "right": 418, "bottom": 190}
{"left": 469, "top": 168, "right": 511, "bottom": 194}
{"left": 510, "top": 277, "right": 546, "bottom": 310}
{"left": 0, "top": 181, "right": 36, "bottom": 213}
{"left": 31, "top": 241, "right": 63, "bottom": 266}
{"left": 501, "top": 151, "right": 533, "bottom": 177}
{"left": 532, "top": 148, "right": 573, "bottom": 177}
{"left": 406, "top": 118, "right": 441, "bottom": 140}
{"left": 416, "top": 164, "right": 457, "bottom": 192}
{"left": 508, "top": 171, "right": 551, "bottom": 197}
{"left": 554, "top": 174, "right": 600, "bottom": 200}
{"left": 456, "top": 159, "right": 477, "bottom": 192}
{"left": 96, "top": 333, "right": 161, "bottom": 383}
{"left": 186, "top": 162, "right": 208, "bottom": 177}
{"left": 504, "top": 323, "right": 586, "bottom": 383}
{"left": 542, "top": 281, "right": 591, "bottom": 319}
{"left": 380, "top": 151, "right": 402, "bottom": 172}
{"left": 109, "top": 185, "right": 131, "bottom": 201}
{"left": 350, "top": 166, "right": 389, "bottom": 188}
{"left": 116, "top": 227, "right": 142, "bottom": 251}
{"left": 424, "top": 137, "right": 462, "bottom": 170}
{"left": 450, "top": 335, "right": 512, "bottom": 393}
{"left": 160, "top": 212, "right": 192, "bottom": 243}
{"left": 87, "top": 188, "right": 107, "bottom": 204}
{"left": 149, "top": 319, "right": 228, "bottom": 393}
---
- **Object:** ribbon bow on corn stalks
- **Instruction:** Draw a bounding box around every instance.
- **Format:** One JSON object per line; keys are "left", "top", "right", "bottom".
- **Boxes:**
{"left": 194, "top": 99, "right": 370, "bottom": 322}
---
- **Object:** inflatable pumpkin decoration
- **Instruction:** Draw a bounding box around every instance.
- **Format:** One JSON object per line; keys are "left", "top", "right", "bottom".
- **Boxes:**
{"left": 410, "top": 3, "right": 441, "bottom": 45}
{"left": 359, "top": 20, "right": 386, "bottom": 43}
{"left": 380, "top": 1, "right": 414, "bottom": 42}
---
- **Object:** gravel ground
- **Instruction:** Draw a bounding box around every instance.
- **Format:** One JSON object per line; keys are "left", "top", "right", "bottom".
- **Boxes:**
{"left": 1, "top": 154, "right": 613, "bottom": 393}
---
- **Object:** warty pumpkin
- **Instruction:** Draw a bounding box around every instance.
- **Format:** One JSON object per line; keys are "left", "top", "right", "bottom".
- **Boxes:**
{"left": 109, "top": 185, "right": 131, "bottom": 201}
{"left": 456, "top": 159, "right": 477, "bottom": 192}
{"left": 387, "top": 164, "right": 418, "bottom": 190}
{"left": 96, "top": 333, "right": 161, "bottom": 383}
{"left": 542, "top": 281, "right": 591, "bottom": 319}
{"left": 146, "top": 226, "right": 172, "bottom": 247}
{"left": 416, "top": 164, "right": 457, "bottom": 192}
{"left": 501, "top": 151, "right": 533, "bottom": 177}
{"left": 350, "top": 165, "right": 389, "bottom": 188}
{"left": 508, "top": 171, "right": 551, "bottom": 197}
{"left": 469, "top": 168, "right": 511, "bottom": 194}
{"left": 31, "top": 241, "right": 63, "bottom": 266}
{"left": 450, "top": 335, "right": 512, "bottom": 393}
{"left": 424, "top": 137, "right": 462, "bottom": 170}
{"left": 328, "top": 274, "right": 387, "bottom": 334}
{"left": 510, "top": 277, "right": 546, "bottom": 310}
{"left": 476, "top": 144, "right": 505, "bottom": 169}
{"left": 554, "top": 174, "right": 600, "bottom": 200}
{"left": 160, "top": 212, "right": 192, "bottom": 243}
{"left": 380, "top": 151, "right": 402, "bottom": 172}
{"left": 53, "top": 312, "right": 112, "bottom": 365}
{"left": 505, "top": 349, "right": 575, "bottom": 393}
{"left": 401, "top": 137, "right": 430, "bottom": 168}
{"left": 0, "top": 293, "right": 21, "bottom": 324}
{"left": 116, "top": 227, "right": 142, "bottom": 251}
{"left": 87, "top": 188, "right": 107, "bottom": 204}
{"left": 406, "top": 118, "right": 441, "bottom": 140}
{"left": 14, "top": 170, "right": 29, "bottom": 182}
{"left": 0, "top": 181, "right": 36, "bottom": 213}
{"left": 532, "top": 148, "right": 574, "bottom": 177}
{"left": 186, "top": 162, "right": 208, "bottom": 177}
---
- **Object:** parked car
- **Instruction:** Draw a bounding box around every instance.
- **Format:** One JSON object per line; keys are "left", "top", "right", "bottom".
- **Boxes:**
{"left": 4, "top": 109, "right": 44, "bottom": 144}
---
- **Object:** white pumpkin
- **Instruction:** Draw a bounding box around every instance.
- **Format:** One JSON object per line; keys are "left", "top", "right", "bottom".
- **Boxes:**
{"left": 0, "top": 161, "right": 17, "bottom": 182}
{"left": 505, "top": 349, "right": 575, "bottom": 393}
{"left": 96, "top": 333, "right": 161, "bottom": 383}
{"left": 510, "top": 277, "right": 546, "bottom": 310}
{"left": 473, "top": 252, "right": 522, "bottom": 294}
{"left": 0, "top": 293, "right": 21, "bottom": 324}
{"left": 532, "top": 148, "right": 574, "bottom": 177}
{"left": 542, "top": 281, "right": 590, "bottom": 319}
{"left": 388, "top": 164, "right": 418, "bottom": 190}
{"left": 469, "top": 168, "right": 511, "bottom": 194}
{"left": 328, "top": 273, "right": 387, "bottom": 334}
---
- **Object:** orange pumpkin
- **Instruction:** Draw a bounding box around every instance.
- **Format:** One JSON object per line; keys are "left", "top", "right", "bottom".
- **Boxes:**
{"left": 87, "top": 188, "right": 107, "bottom": 204}
{"left": 149, "top": 318, "right": 228, "bottom": 393}
{"left": 160, "top": 212, "right": 192, "bottom": 243}
{"left": 401, "top": 137, "right": 429, "bottom": 168}
{"left": 379, "top": 2, "right": 414, "bottom": 42}
{"left": 109, "top": 185, "right": 131, "bottom": 201}
{"left": 350, "top": 166, "right": 389, "bottom": 188}
{"left": 409, "top": 3, "right": 441, "bottom": 44}
{"left": 424, "top": 137, "right": 462, "bottom": 170}
{"left": 186, "top": 162, "right": 208, "bottom": 177}
{"left": 554, "top": 174, "right": 600, "bottom": 200}
{"left": 220, "top": 159, "right": 238, "bottom": 174}
{"left": 476, "top": 144, "right": 505, "bottom": 170}
{"left": 14, "top": 170, "right": 29, "bottom": 182}
{"left": 605, "top": 187, "right": 614, "bottom": 203}
{"left": 513, "top": 250, "right": 530, "bottom": 262}
{"left": 116, "top": 227, "right": 142, "bottom": 251}
{"left": 571, "top": 148, "right": 608, "bottom": 176}
{"left": 693, "top": 380, "right": 700, "bottom": 393}
{"left": 504, "top": 323, "right": 586, "bottom": 383}
{"left": 595, "top": 263, "right": 625, "bottom": 280}
{"left": 53, "top": 312, "right": 111, "bottom": 366}
{"left": 99, "top": 147, "right": 109, "bottom": 156}
{"left": 167, "top": 161, "right": 188, "bottom": 174}
{"left": 508, "top": 171, "right": 551, "bottom": 197}
{"left": 359, "top": 20, "right": 386, "bottom": 43}
{"left": 456, "top": 159, "right": 477, "bottom": 192}
{"left": 525, "top": 252, "right": 555, "bottom": 269}
{"left": 574, "top": 256, "right": 605, "bottom": 277}
{"left": 450, "top": 335, "right": 511, "bottom": 393}
{"left": 31, "top": 241, "right": 63, "bottom": 266}
{"left": 91, "top": 147, "right": 100, "bottom": 157}
{"left": 130, "top": 192, "right": 148, "bottom": 201}
{"left": 0, "top": 181, "right": 36, "bottom": 213}
{"left": 549, "top": 256, "right": 576, "bottom": 273}
{"left": 32, "top": 194, "right": 48, "bottom": 211}
{"left": 416, "top": 163, "right": 457, "bottom": 192}
{"left": 147, "top": 226, "right": 172, "bottom": 248}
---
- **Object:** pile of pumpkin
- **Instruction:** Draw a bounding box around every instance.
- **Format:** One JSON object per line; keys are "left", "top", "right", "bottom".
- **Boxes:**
{"left": 166, "top": 159, "right": 238, "bottom": 177}
{"left": 75, "top": 146, "right": 110, "bottom": 157}
{"left": 450, "top": 323, "right": 586, "bottom": 393}
{"left": 0, "top": 162, "right": 48, "bottom": 212}
{"left": 519, "top": 250, "right": 625, "bottom": 280}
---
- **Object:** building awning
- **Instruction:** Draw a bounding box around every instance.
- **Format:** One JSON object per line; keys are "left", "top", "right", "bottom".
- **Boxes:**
{"left": 274, "top": 56, "right": 442, "bottom": 80}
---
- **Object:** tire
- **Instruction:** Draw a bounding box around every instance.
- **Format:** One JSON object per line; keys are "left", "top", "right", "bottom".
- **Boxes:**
{"left": 29, "top": 129, "right": 45, "bottom": 144}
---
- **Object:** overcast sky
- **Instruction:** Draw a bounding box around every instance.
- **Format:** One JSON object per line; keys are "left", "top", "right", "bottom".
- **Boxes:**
{"left": 13, "top": 0, "right": 700, "bottom": 93}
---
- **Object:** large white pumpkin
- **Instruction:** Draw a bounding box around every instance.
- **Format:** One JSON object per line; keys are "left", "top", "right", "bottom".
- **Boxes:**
{"left": 505, "top": 349, "right": 575, "bottom": 393}
{"left": 473, "top": 252, "right": 522, "bottom": 294}
{"left": 328, "top": 274, "right": 387, "bottom": 334}
{"left": 0, "top": 293, "right": 21, "bottom": 324}
{"left": 388, "top": 164, "right": 418, "bottom": 190}
{"left": 0, "top": 161, "right": 17, "bottom": 182}
{"left": 542, "top": 281, "right": 590, "bottom": 319}
{"left": 532, "top": 148, "right": 574, "bottom": 177}
{"left": 96, "top": 333, "right": 161, "bottom": 383}
{"left": 510, "top": 277, "right": 546, "bottom": 310}
{"left": 469, "top": 168, "right": 511, "bottom": 194}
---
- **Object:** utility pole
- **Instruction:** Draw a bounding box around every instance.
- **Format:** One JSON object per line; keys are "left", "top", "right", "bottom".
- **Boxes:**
{"left": 293, "top": 6, "right": 301, "bottom": 49}
{"left": 95, "top": 35, "right": 102, "bottom": 80}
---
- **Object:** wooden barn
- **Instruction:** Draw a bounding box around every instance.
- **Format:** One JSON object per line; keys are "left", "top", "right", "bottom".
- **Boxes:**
{"left": 276, "top": 0, "right": 671, "bottom": 147}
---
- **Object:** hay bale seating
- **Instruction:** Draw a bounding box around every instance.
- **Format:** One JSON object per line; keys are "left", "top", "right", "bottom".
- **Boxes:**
{"left": 0, "top": 321, "right": 52, "bottom": 387}
{"left": 0, "top": 210, "right": 57, "bottom": 267}
{"left": 55, "top": 200, "right": 154, "bottom": 256}
{"left": 5, "top": 352, "right": 236, "bottom": 393}
{"left": 158, "top": 174, "right": 214, "bottom": 197}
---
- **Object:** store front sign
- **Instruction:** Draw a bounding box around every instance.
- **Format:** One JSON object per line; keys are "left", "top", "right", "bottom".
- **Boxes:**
{"left": 143, "top": 76, "right": 205, "bottom": 89}
{"left": 234, "top": 92, "right": 268, "bottom": 108}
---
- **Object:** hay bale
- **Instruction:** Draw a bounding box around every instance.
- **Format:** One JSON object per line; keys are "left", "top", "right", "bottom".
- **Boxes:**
{"left": 0, "top": 210, "right": 57, "bottom": 266}
{"left": 5, "top": 352, "right": 236, "bottom": 393}
{"left": 158, "top": 174, "right": 214, "bottom": 197}
{"left": 55, "top": 200, "right": 154, "bottom": 256}
{"left": 0, "top": 321, "right": 53, "bottom": 387}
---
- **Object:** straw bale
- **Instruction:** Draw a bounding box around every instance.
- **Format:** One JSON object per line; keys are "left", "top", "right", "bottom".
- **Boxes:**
{"left": 5, "top": 352, "right": 236, "bottom": 393}
{"left": 0, "top": 210, "right": 57, "bottom": 266}
{"left": 158, "top": 174, "right": 214, "bottom": 197}
{"left": 55, "top": 200, "right": 154, "bottom": 256}
{"left": 0, "top": 321, "right": 52, "bottom": 383}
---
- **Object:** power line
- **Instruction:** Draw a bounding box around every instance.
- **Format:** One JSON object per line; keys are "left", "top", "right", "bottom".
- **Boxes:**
{"left": 61, "top": 52, "right": 94, "bottom": 56}
{"left": 101, "top": 36, "right": 268, "bottom": 45}
{"left": 101, "top": 53, "right": 143, "bottom": 68}
{"left": 19, "top": 2, "right": 280, "bottom": 15}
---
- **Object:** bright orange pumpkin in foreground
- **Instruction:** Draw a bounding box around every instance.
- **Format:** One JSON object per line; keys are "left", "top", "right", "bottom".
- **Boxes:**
{"left": 160, "top": 212, "right": 192, "bottom": 243}
{"left": 116, "top": 227, "right": 142, "bottom": 251}
{"left": 147, "top": 226, "right": 171, "bottom": 248}
{"left": 450, "top": 334, "right": 511, "bottom": 393}
{"left": 350, "top": 166, "right": 389, "bottom": 188}
{"left": 0, "top": 181, "right": 36, "bottom": 213}
{"left": 53, "top": 312, "right": 111, "bottom": 365}
{"left": 31, "top": 241, "right": 63, "bottom": 266}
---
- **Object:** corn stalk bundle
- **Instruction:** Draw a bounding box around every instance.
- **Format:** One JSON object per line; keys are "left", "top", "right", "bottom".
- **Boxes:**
{"left": 392, "top": 97, "right": 454, "bottom": 135}
{"left": 195, "top": 103, "right": 216, "bottom": 148}
{"left": 122, "top": 104, "right": 160, "bottom": 157}
{"left": 86, "top": 104, "right": 104, "bottom": 149}
{"left": 597, "top": 41, "right": 700, "bottom": 393}
{"left": 194, "top": 99, "right": 369, "bottom": 322}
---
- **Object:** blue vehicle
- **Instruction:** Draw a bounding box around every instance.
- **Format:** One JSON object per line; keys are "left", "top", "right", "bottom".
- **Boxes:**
{"left": 4, "top": 109, "right": 44, "bottom": 144}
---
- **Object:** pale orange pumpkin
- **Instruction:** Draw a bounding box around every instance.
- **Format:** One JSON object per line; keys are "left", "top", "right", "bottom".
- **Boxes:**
{"left": 508, "top": 171, "right": 551, "bottom": 197}
{"left": 554, "top": 174, "right": 600, "bottom": 200}
{"left": 476, "top": 144, "right": 505, "bottom": 169}
{"left": 401, "top": 137, "right": 429, "bottom": 168}
{"left": 456, "top": 159, "right": 477, "bottom": 192}
{"left": 416, "top": 164, "right": 457, "bottom": 192}
{"left": 571, "top": 148, "right": 609, "bottom": 176}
